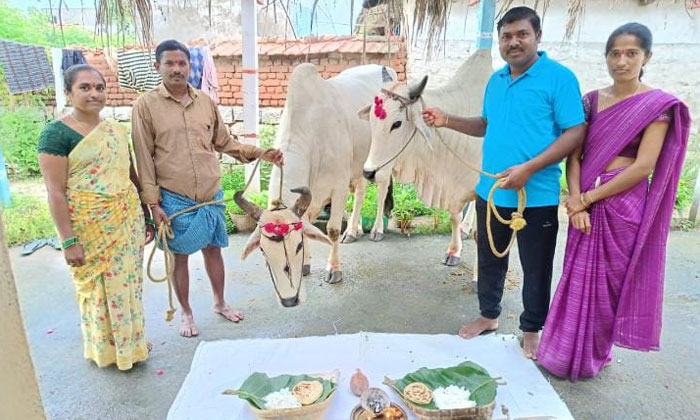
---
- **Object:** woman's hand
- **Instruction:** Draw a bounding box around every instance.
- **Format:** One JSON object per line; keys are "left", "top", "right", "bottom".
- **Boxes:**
{"left": 570, "top": 211, "right": 591, "bottom": 234}
{"left": 64, "top": 244, "right": 87, "bottom": 267}
{"left": 566, "top": 193, "right": 589, "bottom": 216}
{"left": 145, "top": 224, "right": 155, "bottom": 245}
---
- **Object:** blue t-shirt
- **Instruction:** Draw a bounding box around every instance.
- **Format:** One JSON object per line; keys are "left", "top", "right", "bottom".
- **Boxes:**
{"left": 476, "top": 51, "right": 585, "bottom": 208}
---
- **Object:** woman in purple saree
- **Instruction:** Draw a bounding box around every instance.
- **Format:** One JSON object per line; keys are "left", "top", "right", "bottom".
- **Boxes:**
{"left": 537, "top": 23, "right": 691, "bottom": 381}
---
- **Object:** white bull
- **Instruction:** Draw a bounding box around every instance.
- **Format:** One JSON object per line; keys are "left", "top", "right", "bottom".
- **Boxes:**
{"left": 269, "top": 63, "right": 397, "bottom": 284}
{"left": 360, "top": 50, "right": 492, "bottom": 266}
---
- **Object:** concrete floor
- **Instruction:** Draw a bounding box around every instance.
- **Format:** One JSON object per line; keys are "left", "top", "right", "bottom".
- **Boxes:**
{"left": 9, "top": 222, "right": 700, "bottom": 420}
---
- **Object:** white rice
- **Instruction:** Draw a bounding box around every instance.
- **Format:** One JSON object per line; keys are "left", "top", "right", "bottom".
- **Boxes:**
{"left": 263, "top": 387, "right": 302, "bottom": 410}
{"left": 432, "top": 385, "right": 477, "bottom": 410}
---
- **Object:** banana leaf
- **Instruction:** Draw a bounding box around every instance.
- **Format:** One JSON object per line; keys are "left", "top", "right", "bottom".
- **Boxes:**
{"left": 222, "top": 372, "right": 337, "bottom": 410}
{"left": 383, "top": 361, "right": 497, "bottom": 409}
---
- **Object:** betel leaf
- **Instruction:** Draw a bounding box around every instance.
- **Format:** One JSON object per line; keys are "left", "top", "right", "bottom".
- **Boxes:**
{"left": 223, "top": 373, "right": 337, "bottom": 410}
{"left": 385, "top": 361, "right": 497, "bottom": 409}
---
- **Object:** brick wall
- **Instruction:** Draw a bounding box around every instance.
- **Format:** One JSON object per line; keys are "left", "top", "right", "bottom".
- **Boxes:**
{"left": 79, "top": 36, "right": 407, "bottom": 108}
{"left": 83, "top": 50, "right": 139, "bottom": 106}
{"left": 215, "top": 51, "right": 407, "bottom": 107}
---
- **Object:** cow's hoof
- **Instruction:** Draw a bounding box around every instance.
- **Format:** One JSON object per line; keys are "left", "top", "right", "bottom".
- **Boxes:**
{"left": 443, "top": 254, "right": 461, "bottom": 266}
{"left": 302, "top": 264, "right": 311, "bottom": 277}
{"left": 461, "top": 232, "right": 469, "bottom": 241}
{"left": 368, "top": 231, "right": 384, "bottom": 242}
{"left": 325, "top": 271, "right": 343, "bottom": 284}
{"left": 341, "top": 232, "right": 357, "bottom": 244}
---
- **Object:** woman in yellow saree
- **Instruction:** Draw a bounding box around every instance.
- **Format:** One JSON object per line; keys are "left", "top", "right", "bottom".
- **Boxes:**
{"left": 38, "top": 65, "right": 154, "bottom": 370}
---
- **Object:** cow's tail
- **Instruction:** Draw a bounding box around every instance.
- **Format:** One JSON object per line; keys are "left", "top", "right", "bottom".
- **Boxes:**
{"left": 383, "top": 177, "right": 394, "bottom": 217}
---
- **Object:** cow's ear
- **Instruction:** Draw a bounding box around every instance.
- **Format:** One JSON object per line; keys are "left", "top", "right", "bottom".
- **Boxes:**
{"left": 411, "top": 103, "right": 433, "bottom": 150}
{"left": 358, "top": 104, "right": 371, "bottom": 121}
{"left": 303, "top": 223, "right": 332, "bottom": 245}
{"left": 241, "top": 228, "right": 262, "bottom": 260}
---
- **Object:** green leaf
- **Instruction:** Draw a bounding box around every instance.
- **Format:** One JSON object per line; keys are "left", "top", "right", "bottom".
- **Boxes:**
{"left": 224, "top": 372, "right": 337, "bottom": 410}
{"left": 386, "top": 361, "right": 497, "bottom": 409}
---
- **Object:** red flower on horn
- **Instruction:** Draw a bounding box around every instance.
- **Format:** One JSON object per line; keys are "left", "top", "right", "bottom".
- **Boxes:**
{"left": 374, "top": 96, "right": 387, "bottom": 120}
{"left": 264, "top": 223, "right": 276, "bottom": 234}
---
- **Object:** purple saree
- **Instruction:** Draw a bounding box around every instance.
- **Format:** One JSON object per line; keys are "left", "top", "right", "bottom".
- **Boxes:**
{"left": 537, "top": 89, "right": 691, "bottom": 381}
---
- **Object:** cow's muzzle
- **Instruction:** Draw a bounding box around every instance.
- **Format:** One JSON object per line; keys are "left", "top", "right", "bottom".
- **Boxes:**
{"left": 363, "top": 169, "right": 376, "bottom": 182}
{"left": 280, "top": 296, "right": 300, "bottom": 307}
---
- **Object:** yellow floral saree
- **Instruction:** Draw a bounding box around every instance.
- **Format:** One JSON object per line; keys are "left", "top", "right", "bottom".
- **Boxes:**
{"left": 66, "top": 119, "right": 148, "bottom": 370}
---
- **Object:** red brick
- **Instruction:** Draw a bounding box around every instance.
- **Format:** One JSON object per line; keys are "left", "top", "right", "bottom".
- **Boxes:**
{"left": 270, "top": 65, "right": 288, "bottom": 73}
{"left": 233, "top": 92, "right": 243, "bottom": 99}
{"left": 220, "top": 91, "right": 233, "bottom": 98}
{"left": 222, "top": 85, "right": 231, "bottom": 92}
{"left": 261, "top": 100, "right": 271, "bottom": 106}
{"left": 326, "top": 64, "right": 345, "bottom": 72}
{"left": 263, "top": 79, "right": 280, "bottom": 87}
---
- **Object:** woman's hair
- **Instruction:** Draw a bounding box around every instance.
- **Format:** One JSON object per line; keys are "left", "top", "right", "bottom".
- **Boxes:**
{"left": 605, "top": 22, "right": 653, "bottom": 80}
{"left": 64, "top": 64, "right": 105, "bottom": 93}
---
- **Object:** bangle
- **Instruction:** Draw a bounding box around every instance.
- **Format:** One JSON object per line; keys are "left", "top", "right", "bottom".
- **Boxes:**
{"left": 580, "top": 192, "right": 591, "bottom": 208}
{"left": 444, "top": 114, "right": 450, "bottom": 127}
{"left": 145, "top": 217, "right": 155, "bottom": 226}
{"left": 62, "top": 237, "right": 79, "bottom": 249}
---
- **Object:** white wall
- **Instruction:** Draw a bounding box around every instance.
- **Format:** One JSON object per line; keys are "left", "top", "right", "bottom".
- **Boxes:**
{"left": 436, "top": 0, "right": 700, "bottom": 44}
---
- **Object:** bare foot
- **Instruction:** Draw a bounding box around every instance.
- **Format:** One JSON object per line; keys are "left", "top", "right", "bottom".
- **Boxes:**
{"left": 523, "top": 332, "right": 539, "bottom": 359}
{"left": 213, "top": 303, "right": 244, "bottom": 323}
{"left": 458, "top": 317, "right": 499, "bottom": 339}
{"left": 179, "top": 313, "right": 200, "bottom": 338}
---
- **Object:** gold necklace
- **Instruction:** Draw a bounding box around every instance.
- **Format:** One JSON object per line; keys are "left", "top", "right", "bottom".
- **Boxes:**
{"left": 600, "top": 82, "right": 642, "bottom": 111}
{"left": 70, "top": 114, "right": 98, "bottom": 135}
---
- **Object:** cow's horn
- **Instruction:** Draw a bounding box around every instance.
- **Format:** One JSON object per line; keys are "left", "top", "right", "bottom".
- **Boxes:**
{"left": 291, "top": 187, "right": 312, "bottom": 217}
{"left": 408, "top": 75, "right": 428, "bottom": 101}
{"left": 381, "top": 66, "right": 393, "bottom": 83}
{"left": 234, "top": 190, "right": 263, "bottom": 221}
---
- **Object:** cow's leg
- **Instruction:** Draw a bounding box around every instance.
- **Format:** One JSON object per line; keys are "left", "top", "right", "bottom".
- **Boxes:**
{"left": 460, "top": 201, "right": 476, "bottom": 240}
{"left": 302, "top": 207, "right": 322, "bottom": 277}
{"left": 444, "top": 211, "right": 463, "bottom": 266}
{"left": 342, "top": 179, "right": 366, "bottom": 244}
{"left": 324, "top": 192, "right": 346, "bottom": 284}
{"left": 369, "top": 180, "right": 389, "bottom": 242}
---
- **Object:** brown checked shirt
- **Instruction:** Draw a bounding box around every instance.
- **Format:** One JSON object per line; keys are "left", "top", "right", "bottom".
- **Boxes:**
{"left": 132, "top": 84, "right": 261, "bottom": 205}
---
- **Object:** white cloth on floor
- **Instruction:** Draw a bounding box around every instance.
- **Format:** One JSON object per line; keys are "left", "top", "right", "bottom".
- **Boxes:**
{"left": 168, "top": 333, "right": 573, "bottom": 420}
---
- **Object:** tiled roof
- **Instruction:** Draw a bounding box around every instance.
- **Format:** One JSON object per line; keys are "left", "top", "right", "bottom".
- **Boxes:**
{"left": 209, "top": 35, "right": 405, "bottom": 57}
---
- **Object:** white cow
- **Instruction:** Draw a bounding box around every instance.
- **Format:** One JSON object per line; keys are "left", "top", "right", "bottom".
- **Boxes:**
{"left": 360, "top": 50, "right": 492, "bottom": 266}
{"left": 269, "top": 63, "right": 396, "bottom": 284}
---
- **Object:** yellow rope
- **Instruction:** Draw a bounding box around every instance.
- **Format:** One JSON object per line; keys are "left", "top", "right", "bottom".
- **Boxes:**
{"left": 430, "top": 123, "right": 527, "bottom": 258}
{"left": 146, "top": 150, "right": 280, "bottom": 321}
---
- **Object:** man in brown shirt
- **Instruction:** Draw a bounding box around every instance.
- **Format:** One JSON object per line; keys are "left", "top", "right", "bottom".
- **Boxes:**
{"left": 132, "top": 40, "right": 283, "bottom": 337}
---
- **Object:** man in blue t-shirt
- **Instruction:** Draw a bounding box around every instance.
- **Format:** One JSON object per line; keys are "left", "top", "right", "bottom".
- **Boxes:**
{"left": 423, "top": 6, "right": 586, "bottom": 359}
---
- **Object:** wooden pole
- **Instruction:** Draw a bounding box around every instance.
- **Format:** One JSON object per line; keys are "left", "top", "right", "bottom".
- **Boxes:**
{"left": 476, "top": 0, "right": 496, "bottom": 51}
{"left": 0, "top": 210, "right": 47, "bottom": 420}
{"left": 242, "top": 0, "right": 261, "bottom": 192}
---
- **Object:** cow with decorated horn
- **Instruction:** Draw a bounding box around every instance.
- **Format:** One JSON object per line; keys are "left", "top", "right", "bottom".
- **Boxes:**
{"left": 235, "top": 187, "right": 331, "bottom": 308}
